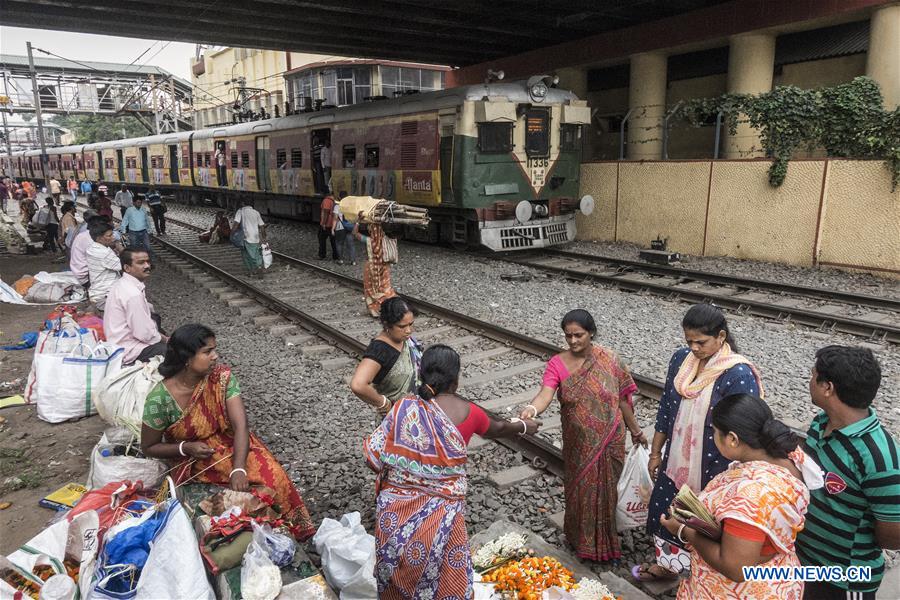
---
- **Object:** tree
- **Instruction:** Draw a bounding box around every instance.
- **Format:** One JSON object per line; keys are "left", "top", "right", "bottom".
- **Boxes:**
{"left": 49, "top": 114, "right": 150, "bottom": 144}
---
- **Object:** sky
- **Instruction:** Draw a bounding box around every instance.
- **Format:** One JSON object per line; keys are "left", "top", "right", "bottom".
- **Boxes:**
{"left": 1, "top": 26, "right": 198, "bottom": 126}
{"left": 1, "top": 26, "right": 196, "bottom": 80}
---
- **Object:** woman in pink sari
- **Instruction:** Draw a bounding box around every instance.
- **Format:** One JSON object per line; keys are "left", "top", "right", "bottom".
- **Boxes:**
{"left": 521, "top": 309, "right": 645, "bottom": 562}
{"left": 660, "top": 393, "right": 823, "bottom": 599}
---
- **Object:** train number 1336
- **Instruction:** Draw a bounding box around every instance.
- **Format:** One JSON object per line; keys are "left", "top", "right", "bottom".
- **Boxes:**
{"left": 527, "top": 158, "right": 549, "bottom": 168}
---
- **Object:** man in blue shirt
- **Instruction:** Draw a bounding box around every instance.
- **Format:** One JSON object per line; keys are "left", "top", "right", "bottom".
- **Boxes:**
{"left": 119, "top": 195, "right": 152, "bottom": 255}
{"left": 144, "top": 186, "right": 166, "bottom": 235}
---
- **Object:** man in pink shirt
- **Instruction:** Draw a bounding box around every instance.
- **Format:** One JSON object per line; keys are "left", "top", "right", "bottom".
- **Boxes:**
{"left": 104, "top": 248, "right": 168, "bottom": 364}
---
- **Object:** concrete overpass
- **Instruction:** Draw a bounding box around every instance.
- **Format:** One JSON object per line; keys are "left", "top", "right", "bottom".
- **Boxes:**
{"left": 3, "top": 0, "right": 731, "bottom": 66}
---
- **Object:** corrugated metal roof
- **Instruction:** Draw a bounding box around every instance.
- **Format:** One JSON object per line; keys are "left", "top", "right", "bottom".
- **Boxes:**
{"left": 775, "top": 20, "right": 869, "bottom": 66}
{"left": 0, "top": 54, "right": 192, "bottom": 89}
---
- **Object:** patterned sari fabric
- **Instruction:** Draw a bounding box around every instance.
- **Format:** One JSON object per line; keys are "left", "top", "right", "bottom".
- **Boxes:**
{"left": 558, "top": 345, "right": 638, "bottom": 561}
{"left": 362, "top": 224, "right": 397, "bottom": 317}
{"left": 377, "top": 338, "right": 423, "bottom": 402}
{"left": 144, "top": 365, "right": 315, "bottom": 540}
{"left": 677, "top": 451, "right": 811, "bottom": 600}
{"left": 364, "top": 395, "right": 473, "bottom": 599}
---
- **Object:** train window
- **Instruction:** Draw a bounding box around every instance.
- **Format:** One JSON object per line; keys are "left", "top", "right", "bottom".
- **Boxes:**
{"left": 477, "top": 123, "right": 513, "bottom": 153}
{"left": 365, "top": 145, "right": 379, "bottom": 168}
{"left": 241, "top": 151, "right": 250, "bottom": 167}
{"left": 560, "top": 125, "right": 582, "bottom": 152}
{"left": 196, "top": 153, "right": 203, "bottom": 166}
{"left": 276, "top": 149, "right": 287, "bottom": 168}
{"left": 524, "top": 109, "right": 550, "bottom": 158}
{"left": 290, "top": 148, "right": 302, "bottom": 168}
{"left": 204, "top": 153, "right": 212, "bottom": 167}
{"left": 342, "top": 146, "right": 356, "bottom": 168}
{"left": 151, "top": 157, "right": 157, "bottom": 168}
{"left": 231, "top": 151, "right": 238, "bottom": 168}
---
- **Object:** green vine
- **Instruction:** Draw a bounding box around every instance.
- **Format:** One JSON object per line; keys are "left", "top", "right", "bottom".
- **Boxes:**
{"left": 679, "top": 77, "right": 900, "bottom": 190}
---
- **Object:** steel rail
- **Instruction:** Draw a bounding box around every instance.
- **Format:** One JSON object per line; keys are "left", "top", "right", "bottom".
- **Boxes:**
{"left": 141, "top": 216, "right": 569, "bottom": 476}
{"left": 494, "top": 252, "right": 899, "bottom": 344}
{"left": 540, "top": 249, "right": 900, "bottom": 312}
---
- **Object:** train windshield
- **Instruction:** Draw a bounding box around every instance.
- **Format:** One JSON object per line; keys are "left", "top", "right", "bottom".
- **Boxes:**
{"left": 525, "top": 109, "right": 550, "bottom": 158}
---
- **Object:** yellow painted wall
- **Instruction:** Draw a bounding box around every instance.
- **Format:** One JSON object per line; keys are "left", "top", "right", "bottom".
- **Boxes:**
{"left": 706, "top": 160, "right": 825, "bottom": 265}
{"left": 577, "top": 159, "right": 899, "bottom": 276}
{"left": 615, "top": 161, "right": 711, "bottom": 255}
{"left": 818, "top": 160, "right": 900, "bottom": 273}
{"left": 775, "top": 54, "right": 867, "bottom": 90}
{"left": 575, "top": 163, "right": 618, "bottom": 240}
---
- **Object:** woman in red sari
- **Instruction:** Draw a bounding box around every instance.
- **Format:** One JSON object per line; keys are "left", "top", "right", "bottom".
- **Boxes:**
{"left": 521, "top": 309, "right": 646, "bottom": 562}
{"left": 96, "top": 190, "right": 113, "bottom": 220}
{"left": 141, "top": 323, "right": 315, "bottom": 540}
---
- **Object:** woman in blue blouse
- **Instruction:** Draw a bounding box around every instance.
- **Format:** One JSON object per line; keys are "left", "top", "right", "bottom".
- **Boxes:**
{"left": 633, "top": 303, "right": 764, "bottom": 582}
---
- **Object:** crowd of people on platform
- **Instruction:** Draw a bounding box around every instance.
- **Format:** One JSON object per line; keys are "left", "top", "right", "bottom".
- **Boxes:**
{"left": 354, "top": 300, "right": 898, "bottom": 600}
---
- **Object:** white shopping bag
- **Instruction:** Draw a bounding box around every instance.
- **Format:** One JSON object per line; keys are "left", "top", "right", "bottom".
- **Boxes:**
{"left": 0, "top": 509, "right": 100, "bottom": 600}
{"left": 616, "top": 445, "right": 654, "bottom": 531}
{"left": 261, "top": 242, "right": 273, "bottom": 269}
{"left": 35, "top": 343, "right": 124, "bottom": 423}
{"left": 96, "top": 356, "right": 163, "bottom": 438}
{"left": 312, "top": 512, "right": 377, "bottom": 599}
{"left": 24, "top": 319, "right": 101, "bottom": 403}
{"left": 86, "top": 430, "right": 167, "bottom": 490}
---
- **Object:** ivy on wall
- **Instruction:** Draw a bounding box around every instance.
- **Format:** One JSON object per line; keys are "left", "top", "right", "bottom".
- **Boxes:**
{"left": 679, "top": 77, "right": 900, "bottom": 190}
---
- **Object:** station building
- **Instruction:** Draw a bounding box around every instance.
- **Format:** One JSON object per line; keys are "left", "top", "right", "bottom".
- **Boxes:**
{"left": 190, "top": 48, "right": 448, "bottom": 128}
{"left": 450, "top": 1, "right": 899, "bottom": 276}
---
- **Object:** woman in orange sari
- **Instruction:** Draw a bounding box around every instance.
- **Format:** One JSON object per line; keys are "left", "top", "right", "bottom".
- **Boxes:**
{"left": 521, "top": 309, "right": 645, "bottom": 562}
{"left": 660, "top": 393, "right": 823, "bottom": 599}
{"left": 141, "top": 323, "right": 315, "bottom": 540}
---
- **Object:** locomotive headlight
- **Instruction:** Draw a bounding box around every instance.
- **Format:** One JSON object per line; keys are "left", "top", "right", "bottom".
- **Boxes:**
{"left": 529, "top": 81, "right": 548, "bottom": 102}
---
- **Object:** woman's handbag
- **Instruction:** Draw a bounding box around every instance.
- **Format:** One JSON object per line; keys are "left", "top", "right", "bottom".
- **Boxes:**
{"left": 382, "top": 236, "right": 398, "bottom": 264}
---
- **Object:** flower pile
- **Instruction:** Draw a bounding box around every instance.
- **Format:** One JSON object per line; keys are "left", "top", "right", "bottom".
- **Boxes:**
{"left": 570, "top": 577, "right": 617, "bottom": 600}
{"left": 481, "top": 556, "right": 576, "bottom": 600}
{"left": 472, "top": 532, "right": 529, "bottom": 572}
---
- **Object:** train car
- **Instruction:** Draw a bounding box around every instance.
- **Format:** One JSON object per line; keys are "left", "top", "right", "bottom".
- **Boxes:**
{"left": 0, "top": 78, "right": 593, "bottom": 251}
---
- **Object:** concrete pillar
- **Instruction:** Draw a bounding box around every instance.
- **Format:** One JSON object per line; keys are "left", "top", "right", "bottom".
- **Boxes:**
{"left": 556, "top": 67, "right": 592, "bottom": 159}
{"left": 867, "top": 3, "right": 900, "bottom": 109}
{"left": 627, "top": 52, "right": 667, "bottom": 160}
{"left": 725, "top": 33, "right": 775, "bottom": 158}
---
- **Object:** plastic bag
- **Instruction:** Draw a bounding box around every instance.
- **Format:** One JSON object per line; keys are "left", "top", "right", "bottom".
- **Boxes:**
{"left": 95, "top": 356, "right": 163, "bottom": 438}
{"left": 35, "top": 343, "right": 124, "bottom": 423}
{"left": 616, "top": 445, "right": 654, "bottom": 531}
{"left": 86, "top": 430, "right": 167, "bottom": 490}
{"left": 261, "top": 242, "right": 273, "bottom": 269}
{"left": 241, "top": 540, "right": 281, "bottom": 600}
{"left": 24, "top": 317, "right": 101, "bottom": 403}
{"left": 312, "top": 512, "right": 377, "bottom": 599}
{"left": 0, "top": 510, "right": 99, "bottom": 600}
{"left": 251, "top": 520, "right": 295, "bottom": 567}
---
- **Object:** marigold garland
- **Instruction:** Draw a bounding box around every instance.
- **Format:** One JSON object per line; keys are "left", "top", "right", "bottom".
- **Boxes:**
{"left": 481, "top": 556, "right": 576, "bottom": 600}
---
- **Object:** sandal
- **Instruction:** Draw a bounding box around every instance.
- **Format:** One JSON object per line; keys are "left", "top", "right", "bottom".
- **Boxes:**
{"left": 631, "top": 563, "right": 679, "bottom": 582}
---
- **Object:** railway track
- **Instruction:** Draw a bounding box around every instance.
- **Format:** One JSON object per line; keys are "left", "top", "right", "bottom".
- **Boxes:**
{"left": 495, "top": 249, "right": 900, "bottom": 344}
{"left": 73, "top": 206, "right": 666, "bottom": 480}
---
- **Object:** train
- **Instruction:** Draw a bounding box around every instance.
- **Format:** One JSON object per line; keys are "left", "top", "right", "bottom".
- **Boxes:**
{"left": 0, "top": 77, "right": 594, "bottom": 251}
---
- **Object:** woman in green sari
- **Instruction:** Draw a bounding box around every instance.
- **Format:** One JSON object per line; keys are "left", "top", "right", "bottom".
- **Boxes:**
{"left": 350, "top": 297, "right": 422, "bottom": 414}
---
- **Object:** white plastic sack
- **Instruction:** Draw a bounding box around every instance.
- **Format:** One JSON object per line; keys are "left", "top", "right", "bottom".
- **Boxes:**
{"left": 616, "top": 445, "right": 654, "bottom": 531}
{"left": 312, "top": 512, "right": 377, "bottom": 600}
{"left": 86, "top": 431, "right": 167, "bottom": 490}
{"left": 24, "top": 322, "right": 101, "bottom": 403}
{"left": 35, "top": 343, "right": 124, "bottom": 423}
{"left": 241, "top": 539, "right": 282, "bottom": 600}
{"left": 134, "top": 501, "right": 215, "bottom": 600}
{"left": 261, "top": 242, "right": 273, "bottom": 269}
{"left": 0, "top": 510, "right": 99, "bottom": 600}
{"left": 95, "top": 356, "right": 163, "bottom": 437}
{"left": 25, "top": 282, "right": 71, "bottom": 303}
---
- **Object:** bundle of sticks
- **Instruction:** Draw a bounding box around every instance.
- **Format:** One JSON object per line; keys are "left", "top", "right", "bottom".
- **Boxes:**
{"left": 339, "top": 196, "right": 430, "bottom": 226}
